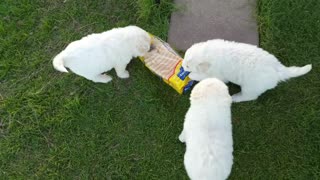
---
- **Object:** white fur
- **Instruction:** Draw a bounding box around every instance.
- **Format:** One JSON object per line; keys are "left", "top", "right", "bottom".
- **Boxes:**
{"left": 183, "top": 39, "right": 312, "bottom": 102}
{"left": 179, "top": 78, "right": 233, "bottom": 180}
{"left": 52, "top": 25, "right": 151, "bottom": 83}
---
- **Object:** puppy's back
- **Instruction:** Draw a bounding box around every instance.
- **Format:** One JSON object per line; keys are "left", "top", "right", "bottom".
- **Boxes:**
{"left": 184, "top": 107, "right": 233, "bottom": 180}
{"left": 183, "top": 78, "right": 233, "bottom": 180}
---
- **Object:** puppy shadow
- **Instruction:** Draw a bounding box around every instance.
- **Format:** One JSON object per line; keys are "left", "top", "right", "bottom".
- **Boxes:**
{"left": 227, "top": 83, "right": 241, "bottom": 95}
{"left": 189, "top": 81, "right": 240, "bottom": 96}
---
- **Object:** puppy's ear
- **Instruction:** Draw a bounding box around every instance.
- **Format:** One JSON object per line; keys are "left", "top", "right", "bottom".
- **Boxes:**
{"left": 190, "top": 85, "right": 206, "bottom": 101}
{"left": 196, "top": 62, "right": 211, "bottom": 72}
{"left": 137, "top": 36, "right": 151, "bottom": 54}
{"left": 137, "top": 44, "right": 150, "bottom": 55}
{"left": 190, "top": 89, "right": 204, "bottom": 101}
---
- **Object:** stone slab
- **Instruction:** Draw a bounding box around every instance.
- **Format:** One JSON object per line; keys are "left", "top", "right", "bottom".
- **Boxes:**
{"left": 168, "top": 0, "right": 258, "bottom": 51}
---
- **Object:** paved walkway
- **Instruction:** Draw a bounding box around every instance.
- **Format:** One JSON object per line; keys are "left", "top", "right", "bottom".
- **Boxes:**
{"left": 168, "top": 0, "right": 258, "bottom": 51}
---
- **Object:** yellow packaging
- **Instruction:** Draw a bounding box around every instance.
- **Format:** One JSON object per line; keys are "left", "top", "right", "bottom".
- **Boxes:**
{"left": 139, "top": 34, "right": 194, "bottom": 94}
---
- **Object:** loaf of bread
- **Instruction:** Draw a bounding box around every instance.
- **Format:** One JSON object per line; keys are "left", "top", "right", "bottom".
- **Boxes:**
{"left": 139, "top": 35, "right": 194, "bottom": 94}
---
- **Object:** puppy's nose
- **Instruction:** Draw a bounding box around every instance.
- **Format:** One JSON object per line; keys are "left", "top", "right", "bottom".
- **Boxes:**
{"left": 149, "top": 44, "right": 156, "bottom": 52}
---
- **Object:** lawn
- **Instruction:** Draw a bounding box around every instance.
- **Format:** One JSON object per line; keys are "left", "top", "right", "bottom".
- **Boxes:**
{"left": 0, "top": 0, "right": 319, "bottom": 179}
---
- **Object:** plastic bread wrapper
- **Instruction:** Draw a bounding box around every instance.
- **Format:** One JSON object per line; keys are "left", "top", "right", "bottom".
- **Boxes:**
{"left": 139, "top": 34, "right": 194, "bottom": 94}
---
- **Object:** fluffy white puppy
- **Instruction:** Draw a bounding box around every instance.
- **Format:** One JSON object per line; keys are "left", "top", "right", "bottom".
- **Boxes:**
{"left": 179, "top": 78, "right": 233, "bottom": 180}
{"left": 53, "top": 25, "right": 151, "bottom": 83}
{"left": 182, "top": 39, "right": 312, "bottom": 102}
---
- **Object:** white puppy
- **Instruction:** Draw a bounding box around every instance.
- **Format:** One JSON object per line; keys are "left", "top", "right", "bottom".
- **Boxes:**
{"left": 179, "top": 78, "right": 233, "bottom": 180}
{"left": 53, "top": 25, "right": 151, "bottom": 83}
{"left": 182, "top": 39, "right": 312, "bottom": 102}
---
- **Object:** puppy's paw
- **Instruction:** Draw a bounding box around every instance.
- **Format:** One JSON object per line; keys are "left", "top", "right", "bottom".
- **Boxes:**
{"left": 117, "top": 70, "right": 130, "bottom": 79}
{"left": 179, "top": 133, "right": 186, "bottom": 143}
{"left": 232, "top": 93, "right": 258, "bottom": 103}
{"left": 188, "top": 73, "right": 196, "bottom": 80}
{"left": 232, "top": 94, "right": 242, "bottom": 103}
{"left": 92, "top": 74, "right": 112, "bottom": 83}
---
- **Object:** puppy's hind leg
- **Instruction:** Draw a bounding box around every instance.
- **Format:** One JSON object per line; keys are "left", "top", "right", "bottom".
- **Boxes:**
{"left": 232, "top": 81, "right": 277, "bottom": 102}
{"left": 90, "top": 74, "right": 112, "bottom": 83}
{"left": 115, "top": 64, "right": 129, "bottom": 79}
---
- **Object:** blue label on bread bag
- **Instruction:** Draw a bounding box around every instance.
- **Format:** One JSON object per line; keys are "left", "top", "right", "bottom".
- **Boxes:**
{"left": 183, "top": 80, "right": 195, "bottom": 93}
{"left": 177, "top": 67, "right": 190, "bottom": 80}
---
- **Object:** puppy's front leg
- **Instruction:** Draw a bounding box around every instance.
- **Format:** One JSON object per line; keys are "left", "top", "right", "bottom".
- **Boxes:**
{"left": 115, "top": 64, "right": 129, "bottom": 78}
{"left": 189, "top": 72, "right": 206, "bottom": 81}
{"left": 179, "top": 129, "right": 186, "bottom": 143}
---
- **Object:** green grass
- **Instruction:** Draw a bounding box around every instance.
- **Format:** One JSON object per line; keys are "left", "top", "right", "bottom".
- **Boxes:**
{"left": 0, "top": 0, "right": 319, "bottom": 179}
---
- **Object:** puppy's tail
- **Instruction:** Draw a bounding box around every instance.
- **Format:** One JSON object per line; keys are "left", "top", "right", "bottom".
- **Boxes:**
{"left": 278, "top": 64, "right": 312, "bottom": 81}
{"left": 52, "top": 52, "right": 68, "bottom": 73}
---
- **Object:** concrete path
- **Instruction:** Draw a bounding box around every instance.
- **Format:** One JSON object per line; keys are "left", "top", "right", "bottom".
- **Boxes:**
{"left": 168, "top": 0, "right": 258, "bottom": 51}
